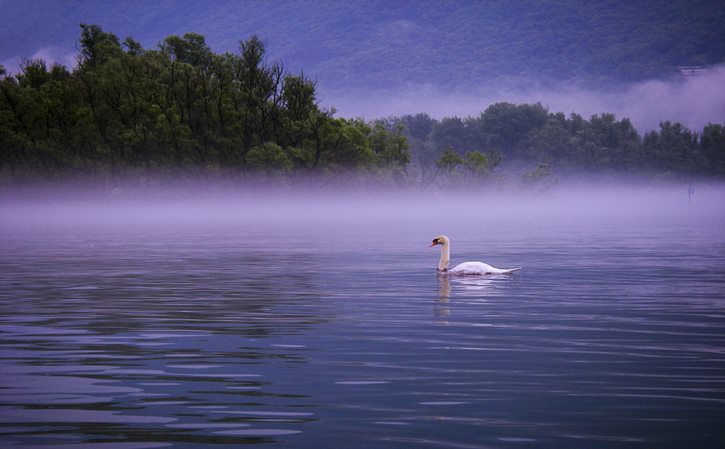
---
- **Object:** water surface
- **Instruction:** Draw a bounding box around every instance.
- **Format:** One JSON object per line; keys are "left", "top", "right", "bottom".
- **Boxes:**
{"left": 1, "top": 187, "right": 724, "bottom": 448}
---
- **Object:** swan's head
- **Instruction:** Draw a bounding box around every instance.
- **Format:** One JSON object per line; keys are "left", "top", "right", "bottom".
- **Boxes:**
{"left": 430, "top": 235, "right": 450, "bottom": 247}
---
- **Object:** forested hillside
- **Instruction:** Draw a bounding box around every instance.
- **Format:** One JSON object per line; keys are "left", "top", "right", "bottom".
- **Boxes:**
{"left": 1, "top": 26, "right": 723, "bottom": 188}
{"left": 2, "top": 0, "right": 723, "bottom": 90}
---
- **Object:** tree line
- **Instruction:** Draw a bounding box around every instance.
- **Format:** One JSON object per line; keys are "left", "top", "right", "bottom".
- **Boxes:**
{"left": 383, "top": 103, "right": 725, "bottom": 188}
{"left": 1, "top": 26, "right": 723, "bottom": 188}
{"left": 0, "top": 25, "right": 409, "bottom": 185}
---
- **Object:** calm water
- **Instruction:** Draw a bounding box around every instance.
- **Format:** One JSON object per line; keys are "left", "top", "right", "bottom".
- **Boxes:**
{"left": 1, "top": 188, "right": 725, "bottom": 448}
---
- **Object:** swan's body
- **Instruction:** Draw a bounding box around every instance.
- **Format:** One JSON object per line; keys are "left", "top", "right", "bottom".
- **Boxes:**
{"left": 430, "top": 235, "right": 521, "bottom": 275}
{"left": 448, "top": 261, "right": 520, "bottom": 275}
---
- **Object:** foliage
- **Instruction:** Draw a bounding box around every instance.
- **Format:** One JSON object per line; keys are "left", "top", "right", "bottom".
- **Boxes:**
{"left": 435, "top": 148, "right": 463, "bottom": 172}
{"left": 700, "top": 124, "right": 725, "bottom": 175}
{"left": 386, "top": 103, "right": 725, "bottom": 180}
{"left": 0, "top": 26, "right": 409, "bottom": 183}
{"left": 245, "top": 142, "right": 292, "bottom": 173}
{"left": 522, "top": 163, "right": 558, "bottom": 191}
{"left": 425, "top": 147, "right": 502, "bottom": 190}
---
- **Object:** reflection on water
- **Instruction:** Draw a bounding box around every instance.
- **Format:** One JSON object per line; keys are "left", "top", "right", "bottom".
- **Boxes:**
{"left": 1, "top": 193, "right": 725, "bottom": 448}
{"left": 435, "top": 273, "right": 504, "bottom": 321}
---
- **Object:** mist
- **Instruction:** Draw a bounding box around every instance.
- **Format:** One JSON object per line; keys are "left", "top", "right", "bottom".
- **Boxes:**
{"left": 3, "top": 181, "right": 724, "bottom": 237}
{"left": 0, "top": 45, "right": 79, "bottom": 75}
{"left": 322, "top": 65, "right": 725, "bottom": 133}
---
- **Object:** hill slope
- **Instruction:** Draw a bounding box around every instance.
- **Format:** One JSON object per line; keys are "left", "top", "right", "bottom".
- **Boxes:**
{"left": 1, "top": 0, "right": 724, "bottom": 90}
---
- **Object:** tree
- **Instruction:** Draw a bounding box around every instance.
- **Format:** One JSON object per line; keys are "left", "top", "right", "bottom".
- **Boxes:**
{"left": 161, "top": 33, "right": 213, "bottom": 68}
{"left": 701, "top": 124, "right": 725, "bottom": 175}
{"left": 436, "top": 147, "right": 464, "bottom": 172}
{"left": 476, "top": 102, "right": 548, "bottom": 157}
{"left": 384, "top": 113, "right": 438, "bottom": 184}
{"left": 642, "top": 122, "right": 703, "bottom": 174}
{"left": 245, "top": 142, "right": 292, "bottom": 174}
{"left": 429, "top": 117, "right": 469, "bottom": 155}
{"left": 370, "top": 123, "right": 409, "bottom": 169}
{"left": 464, "top": 150, "right": 500, "bottom": 178}
{"left": 235, "top": 36, "right": 285, "bottom": 157}
{"left": 583, "top": 113, "right": 640, "bottom": 169}
{"left": 79, "top": 24, "right": 123, "bottom": 67}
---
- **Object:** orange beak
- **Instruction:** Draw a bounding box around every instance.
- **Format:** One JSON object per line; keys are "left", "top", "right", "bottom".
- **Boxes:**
{"left": 429, "top": 242, "right": 438, "bottom": 247}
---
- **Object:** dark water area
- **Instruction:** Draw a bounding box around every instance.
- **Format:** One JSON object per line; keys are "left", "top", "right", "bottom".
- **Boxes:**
{"left": 1, "top": 185, "right": 724, "bottom": 448}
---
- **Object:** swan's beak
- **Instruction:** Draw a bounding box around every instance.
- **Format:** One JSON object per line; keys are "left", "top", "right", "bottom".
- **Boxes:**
{"left": 429, "top": 242, "right": 438, "bottom": 247}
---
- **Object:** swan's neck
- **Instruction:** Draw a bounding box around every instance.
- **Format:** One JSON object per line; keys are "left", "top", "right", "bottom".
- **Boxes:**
{"left": 437, "top": 242, "right": 450, "bottom": 271}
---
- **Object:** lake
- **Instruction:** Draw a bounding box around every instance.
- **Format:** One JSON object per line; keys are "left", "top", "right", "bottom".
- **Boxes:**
{"left": 1, "top": 185, "right": 724, "bottom": 448}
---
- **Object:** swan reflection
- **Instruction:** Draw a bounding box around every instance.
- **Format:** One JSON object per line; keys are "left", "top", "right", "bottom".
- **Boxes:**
{"left": 437, "top": 271, "right": 498, "bottom": 300}
{"left": 437, "top": 272, "right": 451, "bottom": 301}
{"left": 434, "top": 273, "right": 452, "bottom": 321}
{"left": 453, "top": 275, "right": 497, "bottom": 294}
{"left": 435, "top": 272, "right": 509, "bottom": 321}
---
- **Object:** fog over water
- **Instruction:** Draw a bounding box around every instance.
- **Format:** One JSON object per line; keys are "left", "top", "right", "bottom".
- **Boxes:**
{"left": 2, "top": 183, "right": 725, "bottom": 250}
{"left": 3, "top": 181, "right": 724, "bottom": 232}
{"left": 1, "top": 182, "right": 724, "bottom": 448}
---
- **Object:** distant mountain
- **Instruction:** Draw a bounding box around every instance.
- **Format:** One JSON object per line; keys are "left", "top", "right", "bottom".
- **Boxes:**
{"left": 2, "top": 0, "right": 724, "bottom": 91}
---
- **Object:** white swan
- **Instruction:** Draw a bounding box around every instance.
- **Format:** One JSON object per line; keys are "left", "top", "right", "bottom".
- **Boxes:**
{"left": 430, "top": 235, "right": 521, "bottom": 275}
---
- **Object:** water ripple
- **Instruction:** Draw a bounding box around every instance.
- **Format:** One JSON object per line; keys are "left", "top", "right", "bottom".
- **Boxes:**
{"left": 1, "top": 214, "right": 724, "bottom": 447}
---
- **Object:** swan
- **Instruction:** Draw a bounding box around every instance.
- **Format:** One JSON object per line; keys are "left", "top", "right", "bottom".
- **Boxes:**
{"left": 430, "top": 235, "right": 521, "bottom": 275}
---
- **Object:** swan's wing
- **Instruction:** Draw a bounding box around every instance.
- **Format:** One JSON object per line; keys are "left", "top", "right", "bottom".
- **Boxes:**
{"left": 450, "top": 261, "right": 521, "bottom": 275}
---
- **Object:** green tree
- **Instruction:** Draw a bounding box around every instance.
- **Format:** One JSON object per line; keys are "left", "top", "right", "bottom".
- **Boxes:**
{"left": 429, "top": 117, "right": 469, "bottom": 155}
{"left": 476, "top": 102, "right": 548, "bottom": 157}
{"left": 642, "top": 122, "right": 703, "bottom": 174}
{"left": 435, "top": 147, "right": 464, "bottom": 171}
{"left": 245, "top": 142, "right": 292, "bottom": 174}
{"left": 370, "top": 123, "right": 409, "bottom": 168}
{"left": 583, "top": 113, "right": 640, "bottom": 169}
{"left": 701, "top": 124, "right": 725, "bottom": 175}
{"left": 464, "top": 150, "right": 500, "bottom": 177}
{"left": 161, "top": 33, "right": 213, "bottom": 68}
{"left": 79, "top": 23, "right": 123, "bottom": 67}
{"left": 236, "top": 35, "right": 285, "bottom": 156}
{"left": 323, "top": 118, "right": 375, "bottom": 170}
{"left": 384, "top": 113, "right": 437, "bottom": 184}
